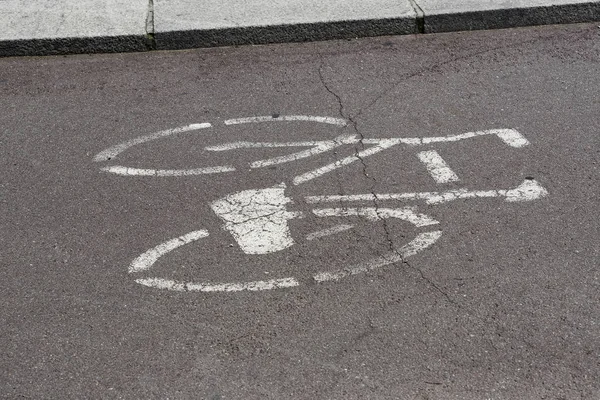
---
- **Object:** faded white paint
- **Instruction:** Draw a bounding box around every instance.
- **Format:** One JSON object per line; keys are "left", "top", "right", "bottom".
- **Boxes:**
{"left": 251, "top": 135, "right": 358, "bottom": 168}
{"left": 135, "top": 277, "right": 300, "bottom": 292}
{"left": 129, "top": 230, "right": 209, "bottom": 273}
{"left": 205, "top": 139, "right": 351, "bottom": 151}
{"left": 207, "top": 135, "right": 359, "bottom": 168}
{"left": 98, "top": 118, "right": 546, "bottom": 294}
{"left": 306, "top": 224, "right": 354, "bottom": 240}
{"left": 101, "top": 165, "right": 235, "bottom": 177}
{"left": 362, "top": 138, "right": 422, "bottom": 146}
{"left": 293, "top": 138, "right": 402, "bottom": 185}
{"left": 224, "top": 115, "right": 347, "bottom": 126}
{"left": 313, "top": 231, "right": 443, "bottom": 282}
{"left": 504, "top": 179, "right": 549, "bottom": 202}
{"left": 494, "top": 129, "right": 530, "bottom": 148}
{"left": 130, "top": 224, "right": 440, "bottom": 292}
{"left": 127, "top": 184, "right": 444, "bottom": 292}
{"left": 313, "top": 207, "right": 439, "bottom": 227}
{"left": 95, "top": 120, "right": 532, "bottom": 190}
{"left": 93, "top": 122, "right": 237, "bottom": 177}
{"left": 94, "top": 123, "right": 211, "bottom": 162}
{"left": 211, "top": 184, "right": 303, "bottom": 254}
{"left": 305, "top": 179, "right": 548, "bottom": 205}
{"left": 419, "top": 128, "right": 530, "bottom": 147}
{"left": 417, "top": 150, "right": 459, "bottom": 183}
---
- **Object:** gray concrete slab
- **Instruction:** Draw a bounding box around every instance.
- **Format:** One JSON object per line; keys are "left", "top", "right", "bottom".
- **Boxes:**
{"left": 1, "top": 0, "right": 600, "bottom": 56}
{"left": 417, "top": 0, "right": 600, "bottom": 32}
{"left": 0, "top": 0, "right": 150, "bottom": 57}
{"left": 153, "top": 0, "right": 417, "bottom": 49}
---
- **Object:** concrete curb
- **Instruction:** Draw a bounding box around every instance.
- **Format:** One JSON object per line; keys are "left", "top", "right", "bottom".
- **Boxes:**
{"left": 1, "top": 1, "right": 599, "bottom": 57}
{"left": 423, "top": 1, "right": 600, "bottom": 33}
{"left": 0, "top": 36, "right": 151, "bottom": 58}
{"left": 154, "top": 18, "right": 417, "bottom": 50}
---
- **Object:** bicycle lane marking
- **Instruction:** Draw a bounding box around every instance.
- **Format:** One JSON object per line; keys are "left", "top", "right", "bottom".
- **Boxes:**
{"left": 210, "top": 184, "right": 303, "bottom": 255}
{"left": 93, "top": 115, "right": 547, "bottom": 293}
{"left": 292, "top": 138, "right": 403, "bottom": 185}
{"left": 129, "top": 230, "right": 210, "bottom": 273}
{"left": 94, "top": 122, "right": 237, "bottom": 177}
{"left": 223, "top": 115, "right": 347, "bottom": 126}
{"left": 417, "top": 150, "right": 460, "bottom": 183}
{"left": 313, "top": 231, "right": 443, "bottom": 283}
{"left": 102, "top": 165, "right": 236, "bottom": 177}
{"left": 93, "top": 115, "right": 348, "bottom": 178}
{"left": 94, "top": 123, "right": 211, "bottom": 162}
{"left": 206, "top": 134, "right": 358, "bottom": 169}
{"left": 135, "top": 277, "right": 301, "bottom": 292}
{"left": 126, "top": 183, "right": 442, "bottom": 292}
{"left": 94, "top": 118, "right": 529, "bottom": 185}
{"left": 305, "top": 179, "right": 548, "bottom": 205}
{"left": 131, "top": 232, "right": 442, "bottom": 292}
{"left": 306, "top": 224, "right": 354, "bottom": 241}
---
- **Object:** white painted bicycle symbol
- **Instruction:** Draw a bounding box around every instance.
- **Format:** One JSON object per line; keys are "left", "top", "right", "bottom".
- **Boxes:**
{"left": 94, "top": 115, "right": 548, "bottom": 293}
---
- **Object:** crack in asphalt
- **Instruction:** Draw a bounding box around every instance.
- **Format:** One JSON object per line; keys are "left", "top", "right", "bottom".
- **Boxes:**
{"left": 407, "top": 257, "right": 457, "bottom": 305}
{"left": 145, "top": 0, "right": 157, "bottom": 50}
{"left": 352, "top": 36, "right": 556, "bottom": 122}
{"left": 317, "top": 61, "right": 345, "bottom": 121}
{"left": 317, "top": 57, "right": 457, "bottom": 307}
{"left": 333, "top": 317, "right": 377, "bottom": 360}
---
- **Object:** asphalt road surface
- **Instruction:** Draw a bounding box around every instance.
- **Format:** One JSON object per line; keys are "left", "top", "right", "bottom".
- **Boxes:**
{"left": 1, "top": 23, "right": 599, "bottom": 399}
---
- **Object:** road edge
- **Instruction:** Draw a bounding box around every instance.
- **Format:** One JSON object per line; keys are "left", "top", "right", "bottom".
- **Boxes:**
{"left": 1, "top": 1, "right": 599, "bottom": 57}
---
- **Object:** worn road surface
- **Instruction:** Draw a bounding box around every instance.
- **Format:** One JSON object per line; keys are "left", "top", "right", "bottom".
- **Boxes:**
{"left": 1, "top": 23, "right": 599, "bottom": 399}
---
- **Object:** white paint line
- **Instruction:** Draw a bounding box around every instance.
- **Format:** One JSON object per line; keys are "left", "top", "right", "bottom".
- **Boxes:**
{"left": 293, "top": 139, "right": 401, "bottom": 185}
{"left": 224, "top": 115, "right": 347, "bottom": 126}
{"left": 211, "top": 184, "right": 303, "bottom": 255}
{"left": 417, "top": 150, "right": 460, "bottom": 183}
{"left": 421, "top": 130, "right": 483, "bottom": 144}
{"left": 136, "top": 278, "right": 186, "bottom": 291}
{"left": 313, "top": 230, "right": 442, "bottom": 282}
{"left": 493, "top": 129, "right": 530, "bottom": 148}
{"left": 249, "top": 135, "right": 358, "bottom": 168}
{"left": 362, "top": 138, "right": 422, "bottom": 146}
{"left": 401, "top": 230, "right": 444, "bottom": 258}
{"left": 205, "top": 135, "right": 360, "bottom": 169}
{"left": 135, "top": 277, "right": 300, "bottom": 292}
{"left": 306, "top": 224, "right": 354, "bottom": 241}
{"left": 312, "top": 207, "right": 439, "bottom": 227}
{"left": 363, "top": 129, "right": 528, "bottom": 147}
{"left": 305, "top": 179, "right": 547, "bottom": 205}
{"left": 96, "top": 126, "right": 527, "bottom": 169}
{"left": 207, "top": 141, "right": 318, "bottom": 151}
{"left": 129, "top": 230, "right": 209, "bottom": 273}
{"left": 206, "top": 138, "right": 358, "bottom": 151}
{"left": 420, "top": 128, "right": 529, "bottom": 147}
{"left": 101, "top": 165, "right": 236, "bottom": 176}
{"left": 132, "top": 228, "right": 441, "bottom": 292}
{"left": 503, "top": 178, "right": 549, "bottom": 202}
{"left": 93, "top": 123, "right": 211, "bottom": 162}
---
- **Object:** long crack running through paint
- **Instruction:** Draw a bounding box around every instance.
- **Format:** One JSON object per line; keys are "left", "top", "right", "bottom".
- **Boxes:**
{"left": 317, "top": 59, "right": 457, "bottom": 305}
